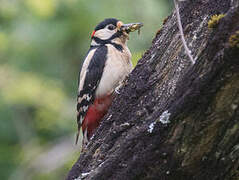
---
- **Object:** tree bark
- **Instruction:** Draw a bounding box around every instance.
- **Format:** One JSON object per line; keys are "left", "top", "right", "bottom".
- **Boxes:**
{"left": 67, "top": 0, "right": 239, "bottom": 179}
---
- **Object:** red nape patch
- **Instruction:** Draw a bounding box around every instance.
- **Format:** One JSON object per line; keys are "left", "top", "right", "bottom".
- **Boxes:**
{"left": 91, "top": 30, "right": 96, "bottom": 38}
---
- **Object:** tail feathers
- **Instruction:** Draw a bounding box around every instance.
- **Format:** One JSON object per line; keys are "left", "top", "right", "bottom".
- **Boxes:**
{"left": 75, "top": 113, "right": 83, "bottom": 145}
{"left": 75, "top": 127, "right": 89, "bottom": 146}
{"left": 75, "top": 130, "right": 80, "bottom": 145}
{"left": 83, "top": 128, "right": 89, "bottom": 145}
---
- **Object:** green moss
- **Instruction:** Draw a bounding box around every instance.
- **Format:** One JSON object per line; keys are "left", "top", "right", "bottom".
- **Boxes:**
{"left": 229, "top": 31, "right": 239, "bottom": 48}
{"left": 208, "top": 14, "right": 225, "bottom": 29}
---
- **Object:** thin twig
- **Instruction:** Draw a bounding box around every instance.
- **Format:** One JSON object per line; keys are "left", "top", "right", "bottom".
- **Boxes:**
{"left": 174, "top": 0, "right": 195, "bottom": 64}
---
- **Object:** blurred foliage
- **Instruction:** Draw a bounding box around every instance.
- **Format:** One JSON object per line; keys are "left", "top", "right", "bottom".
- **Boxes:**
{"left": 0, "top": 0, "right": 173, "bottom": 179}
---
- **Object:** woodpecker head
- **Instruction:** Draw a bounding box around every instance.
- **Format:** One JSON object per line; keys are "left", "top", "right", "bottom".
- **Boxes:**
{"left": 91, "top": 18, "right": 143, "bottom": 46}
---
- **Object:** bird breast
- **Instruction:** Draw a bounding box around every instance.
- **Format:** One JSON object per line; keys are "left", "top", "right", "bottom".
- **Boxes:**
{"left": 95, "top": 44, "right": 132, "bottom": 97}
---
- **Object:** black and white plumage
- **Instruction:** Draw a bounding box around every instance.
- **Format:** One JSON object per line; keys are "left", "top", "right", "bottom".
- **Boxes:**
{"left": 77, "top": 46, "right": 108, "bottom": 125}
{"left": 76, "top": 18, "right": 143, "bottom": 146}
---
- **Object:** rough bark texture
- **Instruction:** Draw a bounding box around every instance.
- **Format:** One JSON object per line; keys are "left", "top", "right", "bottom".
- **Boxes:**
{"left": 67, "top": 0, "right": 239, "bottom": 179}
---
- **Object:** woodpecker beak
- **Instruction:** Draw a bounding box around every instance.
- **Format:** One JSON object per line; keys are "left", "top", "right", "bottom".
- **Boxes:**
{"left": 116, "top": 21, "right": 143, "bottom": 39}
{"left": 120, "top": 22, "right": 144, "bottom": 34}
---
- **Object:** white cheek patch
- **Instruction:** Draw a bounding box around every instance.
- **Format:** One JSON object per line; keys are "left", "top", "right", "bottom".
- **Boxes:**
{"left": 94, "top": 29, "right": 115, "bottom": 40}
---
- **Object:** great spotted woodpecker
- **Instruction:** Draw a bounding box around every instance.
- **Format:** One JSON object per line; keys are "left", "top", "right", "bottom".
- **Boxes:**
{"left": 76, "top": 18, "right": 143, "bottom": 146}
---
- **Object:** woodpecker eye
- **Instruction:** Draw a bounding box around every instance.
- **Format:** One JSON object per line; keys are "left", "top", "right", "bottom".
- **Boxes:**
{"left": 107, "top": 24, "right": 116, "bottom": 30}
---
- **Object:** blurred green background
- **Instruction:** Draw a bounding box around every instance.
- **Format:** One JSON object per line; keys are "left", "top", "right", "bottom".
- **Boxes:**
{"left": 0, "top": 0, "right": 173, "bottom": 179}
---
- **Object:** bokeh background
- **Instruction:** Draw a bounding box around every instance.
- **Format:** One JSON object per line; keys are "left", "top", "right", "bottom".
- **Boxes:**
{"left": 0, "top": 0, "right": 173, "bottom": 179}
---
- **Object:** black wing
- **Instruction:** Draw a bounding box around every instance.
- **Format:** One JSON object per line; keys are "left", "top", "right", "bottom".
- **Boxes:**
{"left": 76, "top": 45, "right": 108, "bottom": 142}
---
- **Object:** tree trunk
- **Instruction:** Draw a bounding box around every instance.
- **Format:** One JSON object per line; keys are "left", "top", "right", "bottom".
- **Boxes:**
{"left": 67, "top": 0, "right": 239, "bottom": 179}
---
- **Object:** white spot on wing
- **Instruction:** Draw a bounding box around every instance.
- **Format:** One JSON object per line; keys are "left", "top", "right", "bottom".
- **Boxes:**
{"left": 87, "top": 94, "right": 91, "bottom": 101}
{"left": 83, "top": 106, "right": 88, "bottom": 112}
{"left": 81, "top": 94, "right": 91, "bottom": 101}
